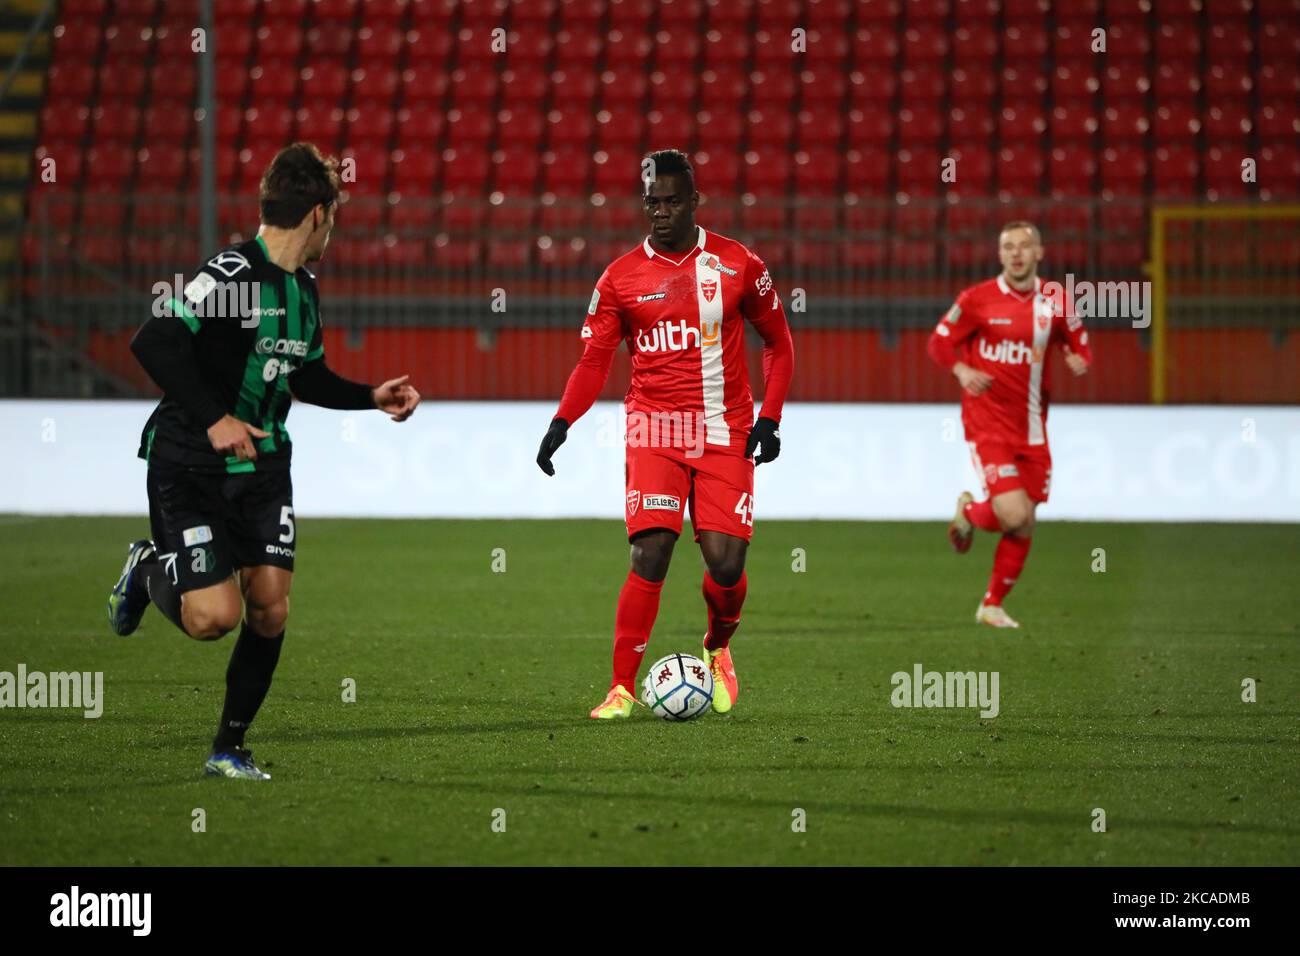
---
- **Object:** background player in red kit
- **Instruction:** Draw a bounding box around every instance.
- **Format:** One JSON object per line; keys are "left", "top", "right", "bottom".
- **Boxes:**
{"left": 536, "top": 149, "right": 795, "bottom": 718}
{"left": 928, "top": 221, "right": 1092, "bottom": 628}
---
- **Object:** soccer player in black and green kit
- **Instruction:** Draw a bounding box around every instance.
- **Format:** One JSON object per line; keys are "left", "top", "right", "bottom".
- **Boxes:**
{"left": 107, "top": 143, "right": 420, "bottom": 780}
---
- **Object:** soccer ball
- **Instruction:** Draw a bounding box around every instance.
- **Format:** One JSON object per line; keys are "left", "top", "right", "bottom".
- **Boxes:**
{"left": 642, "top": 653, "right": 714, "bottom": 721}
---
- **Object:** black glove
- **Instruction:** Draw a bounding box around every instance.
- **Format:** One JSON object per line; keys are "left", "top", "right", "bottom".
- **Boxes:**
{"left": 536, "top": 417, "right": 569, "bottom": 476}
{"left": 745, "top": 416, "right": 781, "bottom": 466}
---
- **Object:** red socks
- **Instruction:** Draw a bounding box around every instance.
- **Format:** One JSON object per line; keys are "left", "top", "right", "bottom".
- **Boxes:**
{"left": 964, "top": 497, "right": 1001, "bottom": 532}
{"left": 703, "top": 571, "right": 747, "bottom": 651}
{"left": 611, "top": 570, "right": 663, "bottom": 691}
{"left": 985, "top": 534, "right": 1031, "bottom": 606}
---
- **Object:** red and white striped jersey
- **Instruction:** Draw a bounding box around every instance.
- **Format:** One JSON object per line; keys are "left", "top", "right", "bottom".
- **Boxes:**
{"left": 928, "top": 275, "right": 1092, "bottom": 446}
{"left": 581, "top": 226, "right": 791, "bottom": 452}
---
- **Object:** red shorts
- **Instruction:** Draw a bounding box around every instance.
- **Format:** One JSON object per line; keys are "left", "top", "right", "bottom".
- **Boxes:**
{"left": 625, "top": 444, "right": 755, "bottom": 542}
{"left": 967, "top": 440, "right": 1053, "bottom": 504}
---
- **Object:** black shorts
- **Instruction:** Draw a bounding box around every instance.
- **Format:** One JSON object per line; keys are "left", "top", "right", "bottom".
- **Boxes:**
{"left": 147, "top": 464, "right": 295, "bottom": 594}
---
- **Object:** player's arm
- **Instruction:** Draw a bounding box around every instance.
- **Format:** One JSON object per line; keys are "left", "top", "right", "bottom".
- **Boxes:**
{"left": 131, "top": 273, "right": 268, "bottom": 461}
{"left": 741, "top": 253, "right": 794, "bottom": 465}
{"left": 537, "top": 273, "right": 623, "bottom": 476}
{"left": 927, "top": 291, "right": 992, "bottom": 396}
{"left": 286, "top": 306, "right": 420, "bottom": 421}
{"left": 1056, "top": 308, "right": 1093, "bottom": 377}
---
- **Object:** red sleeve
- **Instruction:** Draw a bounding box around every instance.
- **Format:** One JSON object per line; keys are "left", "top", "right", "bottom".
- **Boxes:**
{"left": 1055, "top": 306, "right": 1093, "bottom": 366}
{"left": 927, "top": 288, "right": 982, "bottom": 371}
{"left": 741, "top": 251, "right": 794, "bottom": 422}
{"left": 555, "top": 269, "right": 623, "bottom": 424}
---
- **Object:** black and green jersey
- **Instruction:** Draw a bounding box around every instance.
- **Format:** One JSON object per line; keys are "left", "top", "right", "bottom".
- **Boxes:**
{"left": 139, "top": 235, "right": 325, "bottom": 474}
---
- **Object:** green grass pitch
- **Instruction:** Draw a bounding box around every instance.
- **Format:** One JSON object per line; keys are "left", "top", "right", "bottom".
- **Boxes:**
{"left": 1, "top": 515, "right": 1296, "bottom": 866}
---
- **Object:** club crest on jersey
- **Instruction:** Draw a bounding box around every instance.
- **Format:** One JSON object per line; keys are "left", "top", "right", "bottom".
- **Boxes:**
{"left": 699, "top": 253, "right": 737, "bottom": 276}
{"left": 626, "top": 489, "right": 640, "bottom": 515}
{"left": 700, "top": 278, "right": 718, "bottom": 302}
{"left": 206, "top": 251, "right": 251, "bottom": 278}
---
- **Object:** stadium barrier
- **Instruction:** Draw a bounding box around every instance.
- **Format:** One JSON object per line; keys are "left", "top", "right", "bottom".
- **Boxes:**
{"left": 3, "top": 400, "right": 1297, "bottom": 522}
{"left": 6, "top": 195, "right": 1297, "bottom": 405}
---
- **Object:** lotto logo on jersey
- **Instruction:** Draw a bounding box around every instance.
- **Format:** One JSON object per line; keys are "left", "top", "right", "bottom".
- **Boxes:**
{"left": 978, "top": 339, "right": 1035, "bottom": 365}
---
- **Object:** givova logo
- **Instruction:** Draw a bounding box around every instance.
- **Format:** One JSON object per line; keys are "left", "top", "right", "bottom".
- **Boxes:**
{"left": 50, "top": 886, "right": 151, "bottom": 936}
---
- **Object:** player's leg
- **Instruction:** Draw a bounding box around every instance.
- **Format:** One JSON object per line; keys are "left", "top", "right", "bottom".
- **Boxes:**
{"left": 592, "top": 449, "right": 690, "bottom": 719}
{"left": 976, "top": 445, "right": 1049, "bottom": 627}
{"left": 205, "top": 469, "right": 295, "bottom": 778}
{"left": 690, "top": 453, "right": 755, "bottom": 712}
{"left": 950, "top": 442, "right": 1005, "bottom": 552}
{"left": 113, "top": 465, "right": 242, "bottom": 639}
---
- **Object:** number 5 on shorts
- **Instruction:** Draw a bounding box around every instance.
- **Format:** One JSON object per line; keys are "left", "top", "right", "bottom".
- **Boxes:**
{"left": 279, "top": 506, "right": 295, "bottom": 544}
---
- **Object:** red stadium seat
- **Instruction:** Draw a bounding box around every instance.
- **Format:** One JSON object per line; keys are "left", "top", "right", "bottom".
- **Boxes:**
{"left": 798, "top": 67, "right": 849, "bottom": 109}
{"left": 948, "top": 67, "right": 995, "bottom": 104}
{"left": 297, "top": 105, "right": 347, "bottom": 147}
{"left": 747, "top": 109, "right": 795, "bottom": 149}
{"left": 258, "top": 26, "right": 305, "bottom": 62}
{"left": 347, "top": 107, "right": 395, "bottom": 146}
{"left": 1208, "top": 22, "right": 1254, "bottom": 61}
{"left": 46, "top": 63, "right": 97, "bottom": 101}
{"left": 592, "top": 148, "right": 641, "bottom": 193}
{"left": 1156, "top": 24, "right": 1202, "bottom": 62}
{"left": 390, "top": 148, "right": 440, "bottom": 192}
{"left": 40, "top": 105, "right": 92, "bottom": 146}
{"left": 1052, "top": 64, "right": 1099, "bottom": 101}
{"left": 950, "top": 25, "right": 996, "bottom": 66}
{"left": 244, "top": 106, "right": 294, "bottom": 143}
{"left": 496, "top": 109, "right": 547, "bottom": 149}
{"left": 696, "top": 109, "right": 743, "bottom": 146}
{"left": 1205, "top": 64, "right": 1253, "bottom": 100}
{"left": 849, "top": 67, "right": 898, "bottom": 106}
{"left": 1203, "top": 102, "right": 1253, "bottom": 142}
{"left": 136, "top": 146, "right": 188, "bottom": 187}
{"left": 500, "top": 66, "right": 554, "bottom": 107}
{"left": 947, "top": 147, "right": 993, "bottom": 192}
{"left": 1000, "top": 106, "right": 1046, "bottom": 143}
{"left": 645, "top": 109, "right": 695, "bottom": 150}
{"left": 1154, "top": 62, "right": 1201, "bottom": 100}
{"left": 98, "top": 64, "right": 147, "bottom": 101}
{"left": 608, "top": 0, "right": 658, "bottom": 29}
{"left": 1102, "top": 104, "right": 1150, "bottom": 143}
{"left": 1003, "top": 24, "right": 1049, "bottom": 58}
{"left": 657, "top": 31, "right": 703, "bottom": 69}
{"left": 1257, "top": 64, "right": 1300, "bottom": 99}
{"left": 743, "top": 150, "right": 793, "bottom": 198}
{"left": 903, "top": 27, "right": 949, "bottom": 64}
{"left": 842, "top": 107, "right": 894, "bottom": 145}
{"left": 845, "top": 147, "right": 890, "bottom": 193}
{"left": 249, "top": 64, "right": 298, "bottom": 101}
{"left": 443, "top": 108, "right": 495, "bottom": 146}
{"left": 1099, "top": 146, "right": 1148, "bottom": 195}
{"left": 84, "top": 145, "right": 137, "bottom": 186}
{"left": 793, "top": 149, "right": 843, "bottom": 195}
{"left": 694, "top": 150, "right": 744, "bottom": 191}
{"left": 606, "top": 29, "right": 654, "bottom": 65}
{"left": 995, "top": 147, "right": 1045, "bottom": 196}
{"left": 1051, "top": 24, "right": 1095, "bottom": 64}
{"left": 1153, "top": 102, "right": 1201, "bottom": 143}
{"left": 600, "top": 67, "right": 649, "bottom": 107}
{"left": 1105, "top": 24, "right": 1152, "bottom": 60}
{"left": 595, "top": 112, "right": 644, "bottom": 150}
{"left": 749, "top": 67, "right": 797, "bottom": 104}
{"left": 450, "top": 65, "right": 500, "bottom": 106}
{"left": 1260, "top": 18, "right": 1300, "bottom": 60}
{"left": 403, "top": 28, "right": 456, "bottom": 64}
{"left": 649, "top": 71, "right": 699, "bottom": 110}
{"left": 899, "top": 68, "right": 946, "bottom": 103}
{"left": 507, "top": 30, "right": 555, "bottom": 66}
{"left": 1152, "top": 146, "right": 1200, "bottom": 197}
{"left": 853, "top": 27, "right": 899, "bottom": 62}
{"left": 356, "top": 26, "right": 404, "bottom": 65}
{"left": 796, "top": 108, "right": 846, "bottom": 148}
{"left": 313, "top": 0, "right": 361, "bottom": 23}
{"left": 948, "top": 105, "right": 995, "bottom": 144}
{"left": 53, "top": 24, "right": 102, "bottom": 60}
{"left": 148, "top": 62, "right": 196, "bottom": 104}
{"left": 895, "top": 147, "right": 942, "bottom": 195}
{"left": 1102, "top": 65, "right": 1151, "bottom": 101}
{"left": 351, "top": 67, "right": 400, "bottom": 106}
{"left": 1257, "top": 101, "right": 1300, "bottom": 144}
{"left": 1050, "top": 103, "right": 1099, "bottom": 142}
{"left": 897, "top": 105, "right": 944, "bottom": 145}
{"left": 401, "top": 65, "right": 452, "bottom": 104}
{"left": 101, "top": 26, "right": 152, "bottom": 63}
{"left": 547, "top": 106, "right": 596, "bottom": 145}
{"left": 542, "top": 148, "right": 592, "bottom": 195}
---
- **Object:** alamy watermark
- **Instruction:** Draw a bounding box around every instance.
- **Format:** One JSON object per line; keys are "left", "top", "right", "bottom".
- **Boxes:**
{"left": 890, "top": 663, "right": 1000, "bottom": 718}
{"left": 1040, "top": 274, "right": 1151, "bottom": 329}
{"left": 1, "top": 664, "right": 103, "bottom": 718}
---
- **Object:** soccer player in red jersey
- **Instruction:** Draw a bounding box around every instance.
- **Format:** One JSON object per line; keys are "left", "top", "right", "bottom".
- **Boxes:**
{"left": 536, "top": 150, "right": 795, "bottom": 717}
{"left": 927, "top": 221, "right": 1092, "bottom": 628}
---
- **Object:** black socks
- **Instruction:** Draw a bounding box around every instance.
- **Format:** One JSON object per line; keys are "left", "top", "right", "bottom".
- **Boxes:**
{"left": 142, "top": 562, "right": 185, "bottom": 632}
{"left": 212, "top": 623, "right": 285, "bottom": 752}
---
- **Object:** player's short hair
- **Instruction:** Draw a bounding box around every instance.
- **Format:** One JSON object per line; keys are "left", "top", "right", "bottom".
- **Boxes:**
{"left": 259, "top": 143, "right": 342, "bottom": 228}
{"left": 642, "top": 149, "right": 695, "bottom": 194}
{"left": 999, "top": 220, "right": 1042, "bottom": 244}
